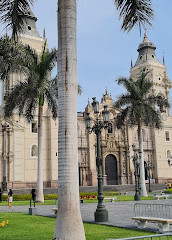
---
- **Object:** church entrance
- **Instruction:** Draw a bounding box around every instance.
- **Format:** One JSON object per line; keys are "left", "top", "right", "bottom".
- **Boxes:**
{"left": 105, "top": 154, "right": 118, "bottom": 185}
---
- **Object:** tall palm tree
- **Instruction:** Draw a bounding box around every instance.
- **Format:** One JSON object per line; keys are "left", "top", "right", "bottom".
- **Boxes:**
{"left": 114, "top": 68, "right": 169, "bottom": 197}
{"left": 0, "top": 0, "right": 154, "bottom": 239}
{"left": 4, "top": 41, "right": 58, "bottom": 202}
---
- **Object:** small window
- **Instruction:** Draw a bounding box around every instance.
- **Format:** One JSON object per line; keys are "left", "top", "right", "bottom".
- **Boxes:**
{"left": 159, "top": 78, "right": 161, "bottom": 80}
{"left": 140, "top": 56, "right": 142, "bottom": 59}
{"left": 152, "top": 55, "right": 154, "bottom": 58}
{"left": 31, "top": 145, "right": 38, "bottom": 157}
{"left": 28, "top": 26, "right": 32, "bottom": 30}
{"left": 165, "top": 131, "right": 170, "bottom": 142}
{"left": 31, "top": 121, "right": 37, "bottom": 133}
{"left": 108, "top": 123, "right": 113, "bottom": 134}
{"left": 167, "top": 150, "right": 171, "bottom": 159}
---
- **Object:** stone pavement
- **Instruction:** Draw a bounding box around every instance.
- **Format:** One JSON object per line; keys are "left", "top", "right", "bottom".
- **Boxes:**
{"left": 1, "top": 199, "right": 172, "bottom": 232}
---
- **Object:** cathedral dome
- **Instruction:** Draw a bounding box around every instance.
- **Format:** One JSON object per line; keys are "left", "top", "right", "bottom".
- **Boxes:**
{"left": 134, "top": 33, "right": 162, "bottom": 67}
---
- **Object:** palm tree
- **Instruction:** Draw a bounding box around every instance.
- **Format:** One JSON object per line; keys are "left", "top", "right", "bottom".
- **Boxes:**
{"left": 114, "top": 68, "right": 169, "bottom": 197}
{"left": 0, "top": 0, "right": 154, "bottom": 239}
{"left": 4, "top": 41, "right": 58, "bottom": 202}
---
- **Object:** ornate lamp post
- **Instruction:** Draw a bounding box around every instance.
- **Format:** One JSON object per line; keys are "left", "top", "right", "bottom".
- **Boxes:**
{"left": 146, "top": 154, "right": 153, "bottom": 192}
{"left": 85, "top": 97, "right": 109, "bottom": 222}
{"left": 2, "top": 122, "right": 9, "bottom": 192}
{"left": 127, "top": 144, "right": 140, "bottom": 201}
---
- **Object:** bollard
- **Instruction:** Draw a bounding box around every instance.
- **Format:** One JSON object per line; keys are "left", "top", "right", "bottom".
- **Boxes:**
{"left": 29, "top": 200, "right": 37, "bottom": 215}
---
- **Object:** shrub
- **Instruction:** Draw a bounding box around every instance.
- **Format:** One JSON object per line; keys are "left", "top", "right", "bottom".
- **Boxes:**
{"left": 163, "top": 189, "right": 172, "bottom": 194}
{"left": 1, "top": 191, "right": 119, "bottom": 202}
{"left": 44, "top": 194, "right": 58, "bottom": 200}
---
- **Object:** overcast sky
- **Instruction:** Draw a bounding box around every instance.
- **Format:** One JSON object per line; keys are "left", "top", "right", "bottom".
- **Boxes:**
{"left": 1, "top": 0, "right": 172, "bottom": 112}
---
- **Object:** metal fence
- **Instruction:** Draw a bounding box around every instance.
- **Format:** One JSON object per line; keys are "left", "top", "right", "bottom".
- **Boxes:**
{"left": 134, "top": 203, "right": 172, "bottom": 219}
{"left": 107, "top": 233, "right": 172, "bottom": 240}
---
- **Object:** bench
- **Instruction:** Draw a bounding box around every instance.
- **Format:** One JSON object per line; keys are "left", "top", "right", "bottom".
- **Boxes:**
{"left": 132, "top": 203, "right": 172, "bottom": 232}
{"left": 154, "top": 194, "right": 170, "bottom": 200}
{"left": 104, "top": 196, "right": 120, "bottom": 202}
{"left": 52, "top": 208, "right": 58, "bottom": 216}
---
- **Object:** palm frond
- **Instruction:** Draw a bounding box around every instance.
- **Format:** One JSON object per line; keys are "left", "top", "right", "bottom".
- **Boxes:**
{"left": 115, "top": 106, "right": 130, "bottom": 128}
{"left": 0, "top": 0, "right": 36, "bottom": 39}
{"left": 114, "top": 68, "right": 168, "bottom": 129}
{"left": 4, "top": 81, "right": 38, "bottom": 120}
{"left": 44, "top": 89, "right": 58, "bottom": 120}
{"left": 78, "top": 84, "right": 82, "bottom": 95}
{"left": 114, "top": 0, "right": 154, "bottom": 32}
{"left": 0, "top": 35, "right": 38, "bottom": 79}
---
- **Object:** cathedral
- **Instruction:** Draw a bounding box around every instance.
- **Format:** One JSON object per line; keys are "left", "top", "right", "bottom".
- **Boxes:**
{"left": 0, "top": 10, "right": 172, "bottom": 189}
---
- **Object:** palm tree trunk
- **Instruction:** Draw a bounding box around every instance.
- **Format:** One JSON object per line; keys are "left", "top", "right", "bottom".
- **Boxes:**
{"left": 138, "top": 118, "right": 147, "bottom": 197}
{"left": 36, "top": 104, "right": 44, "bottom": 202}
{"left": 53, "top": 0, "right": 85, "bottom": 239}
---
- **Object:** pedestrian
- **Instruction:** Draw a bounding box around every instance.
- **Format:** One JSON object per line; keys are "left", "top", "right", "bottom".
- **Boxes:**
{"left": 165, "top": 182, "right": 167, "bottom": 189}
{"left": 7, "top": 189, "right": 13, "bottom": 211}
{"left": 31, "top": 187, "right": 36, "bottom": 201}
{"left": 0, "top": 188, "right": 2, "bottom": 203}
{"left": 168, "top": 181, "right": 171, "bottom": 189}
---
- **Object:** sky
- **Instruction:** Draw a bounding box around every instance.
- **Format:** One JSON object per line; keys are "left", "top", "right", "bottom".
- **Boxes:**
{"left": 1, "top": 0, "right": 172, "bottom": 112}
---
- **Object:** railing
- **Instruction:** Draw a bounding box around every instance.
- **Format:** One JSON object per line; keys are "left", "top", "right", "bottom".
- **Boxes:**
{"left": 107, "top": 233, "right": 172, "bottom": 240}
{"left": 134, "top": 203, "right": 172, "bottom": 219}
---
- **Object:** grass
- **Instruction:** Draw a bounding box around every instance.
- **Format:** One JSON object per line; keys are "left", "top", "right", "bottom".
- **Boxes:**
{"left": 0, "top": 212, "right": 157, "bottom": 240}
{"left": 0, "top": 195, "right": 155, "bottom": 206}
{"left": 0, "top": 199, "right": 57, "bottom": 206}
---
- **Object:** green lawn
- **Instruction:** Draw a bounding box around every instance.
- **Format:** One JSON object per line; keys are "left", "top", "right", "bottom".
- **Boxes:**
{"left": 0, "top": 199, "right": 57, "bottom": 206}
{"left": 0, "top": 212, "right": 157, "bottom": 240}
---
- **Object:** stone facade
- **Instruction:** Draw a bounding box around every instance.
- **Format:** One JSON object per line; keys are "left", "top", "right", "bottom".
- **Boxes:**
{"left": 0, "top": 13, "right": 172, "bottom": 189}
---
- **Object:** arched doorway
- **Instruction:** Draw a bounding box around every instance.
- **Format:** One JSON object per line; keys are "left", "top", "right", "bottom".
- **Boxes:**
{"left": 105, "top": 154, "right": 118, "bottom": 185}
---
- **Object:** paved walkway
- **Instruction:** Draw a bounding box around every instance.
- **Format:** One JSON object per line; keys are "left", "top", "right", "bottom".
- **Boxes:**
{"left": 1, "top": 199, "right": 172, "bottom": 232}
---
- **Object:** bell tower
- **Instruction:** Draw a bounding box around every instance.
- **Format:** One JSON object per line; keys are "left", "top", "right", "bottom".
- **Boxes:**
{"left": 129, "top": 33, "right": 172, "bottom": 184}
{"left": 130, "top": 33, "right": 171, "bottom": 116}
{"left": 1, "top": 8, "right": 45, "bottom": 105}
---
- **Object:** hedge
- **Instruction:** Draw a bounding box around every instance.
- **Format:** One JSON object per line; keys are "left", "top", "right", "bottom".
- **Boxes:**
{"left": 0, "top": 191, "right": 118, "bottom": 201}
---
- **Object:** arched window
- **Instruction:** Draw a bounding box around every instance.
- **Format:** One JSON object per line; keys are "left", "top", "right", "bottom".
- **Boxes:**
{"left": 142, "top": 129, "right": 146, "bottom": 141}
{"left": 157, "top": 95, "right": 166, "bottom": 113}
{"left": 31, "top": 145, "right": 38, "bottom": 157}
{"left": 108, "top": 123, "right": 113, "bottom": 134}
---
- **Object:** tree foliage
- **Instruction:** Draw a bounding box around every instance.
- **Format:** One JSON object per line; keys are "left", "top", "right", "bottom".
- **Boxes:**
{"left": 0, "top": 0, "right": 36, "bottom": 39}
{"left": 114, "top": 68, "right": 169, "bottom": 129}
{"left": 3, "top": 39, "right": 58, "bottom": 122}
{"left": 114, "top": 0, "right": 154, "bottom": 33}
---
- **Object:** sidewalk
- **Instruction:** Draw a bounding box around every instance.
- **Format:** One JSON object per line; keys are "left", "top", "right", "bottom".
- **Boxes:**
{"left": 1, "top": 199, "right": 172, "bottom": 232}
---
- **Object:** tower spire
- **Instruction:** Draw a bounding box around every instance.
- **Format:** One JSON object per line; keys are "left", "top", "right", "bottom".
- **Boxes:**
{"left": 131, "top": 58, "right": 133, "bottom": 68}
{"left": 163, "top": 54, "right": 165, "bottom": 65}
{"left": 43, "top": 28, "right": 46, "bottom": 40}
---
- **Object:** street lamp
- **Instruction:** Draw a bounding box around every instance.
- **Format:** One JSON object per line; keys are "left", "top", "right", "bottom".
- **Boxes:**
{"left": 2, "top": 121, "right": 9, "bottom": 192}
{"left": 85, "top": 97, "right": 109, "bottom": 222}
{"left": 146, "top": 154, "right": 153, "bottom": 192}
{"left": 127, "top": 144, "right": 140, "bottom": 201}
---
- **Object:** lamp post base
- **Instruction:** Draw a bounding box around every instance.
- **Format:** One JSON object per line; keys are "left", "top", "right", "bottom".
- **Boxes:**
{"left": 134, "top": 194, "right": 140, "bottom": 201}
{"left": 94, "top": 208, "right": 108, "bottom": 222}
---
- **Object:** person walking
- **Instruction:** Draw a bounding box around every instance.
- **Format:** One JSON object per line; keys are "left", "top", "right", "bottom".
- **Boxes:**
{"left": 31, "top": 187, "right": 36, "bottom": 201}
{"left": 7, "top": 189, "right": 13, "bottom": 211}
